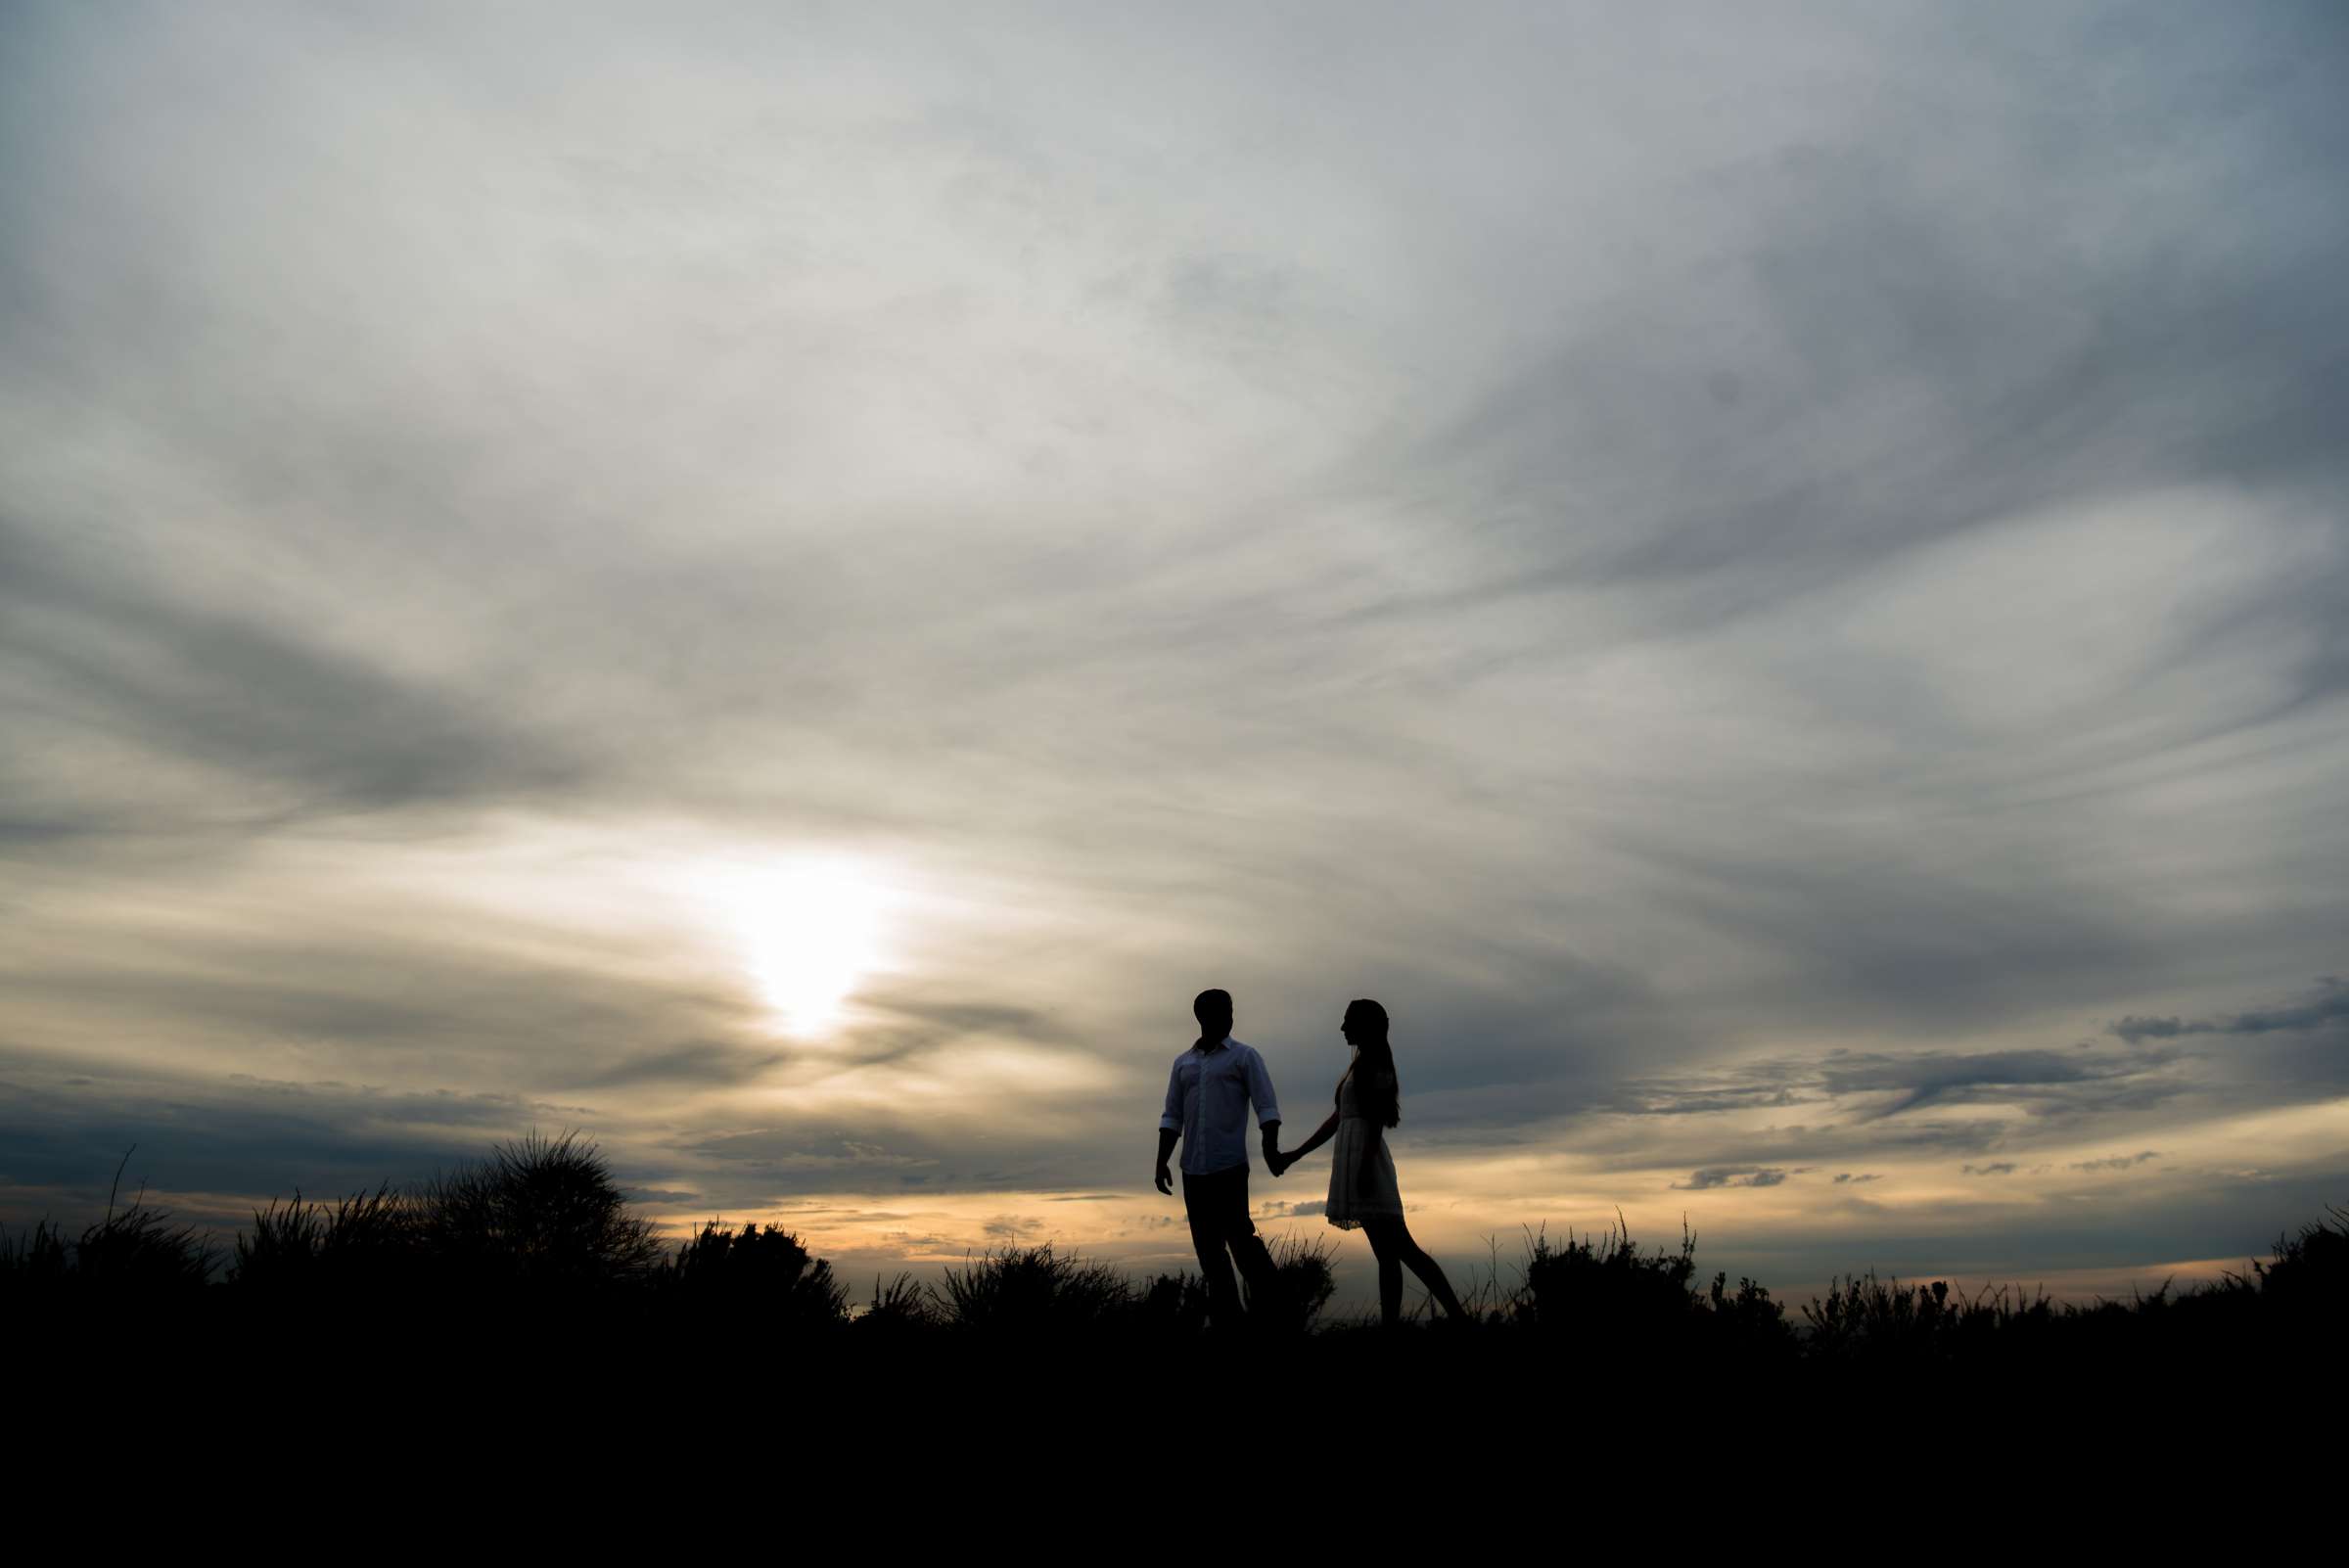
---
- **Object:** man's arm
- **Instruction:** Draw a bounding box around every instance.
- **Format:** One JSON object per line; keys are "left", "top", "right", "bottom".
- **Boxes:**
{"left": 1156, "top": 1063, "right": 1184, "bottom": 1194}
{"left": 1246, "top": 1047, "right": 1284, "bottom": 1171}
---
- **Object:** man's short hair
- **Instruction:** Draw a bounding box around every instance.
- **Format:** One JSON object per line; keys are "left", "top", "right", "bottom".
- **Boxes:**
{"left": 1192, "top": 988, "right": 1232, "bottom": 1025}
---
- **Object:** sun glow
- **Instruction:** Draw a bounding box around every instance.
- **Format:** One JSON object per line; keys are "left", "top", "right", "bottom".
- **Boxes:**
{"left": 700, "top": 857, "right": 894, "bottom": 1036}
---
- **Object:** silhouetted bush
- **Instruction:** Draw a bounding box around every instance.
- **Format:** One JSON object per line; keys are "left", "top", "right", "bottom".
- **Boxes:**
{"left": 216, "top": 1131, "right": 662, "bottom": 1312}
{"left": 415, "top": 1130, "right": 664, "bottom": 1291}
{"left": 1805, "top": 1274, "right": 1996, "bottom": 1365}
{"left": 1515, "top": 1216, "right": 1701, "bottom": 1335}
{"left": 929, "top": 1244, "right": 1136, "bottom": 1332}
{"left": 1705, "top": 1269, "right": 1796, "bottom": 1360}
{"left": 660, "top": 1220, "right": 848, "bottom": 1325}
{"left": 1502, "top": 1216, "right": 1797, "bottom": 1367}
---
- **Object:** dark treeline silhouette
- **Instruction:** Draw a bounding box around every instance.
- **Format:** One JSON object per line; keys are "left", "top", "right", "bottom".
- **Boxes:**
{"left": 5, "top": 1131, "right": 2342, "bottom": 1391}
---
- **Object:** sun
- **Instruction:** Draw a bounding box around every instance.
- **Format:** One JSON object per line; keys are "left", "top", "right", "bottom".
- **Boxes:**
{"left": 701, "top": 857, "right": 892, "bottom": 1036}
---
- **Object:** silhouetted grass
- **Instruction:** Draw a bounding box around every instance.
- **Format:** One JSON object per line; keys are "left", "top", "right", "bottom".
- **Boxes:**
{"left": 230, "top": 1184, "right": 422, "bottom": 1295}
{"left": 2244, "top": 1204, "right": 2348, "bottom": 1311}
{"left": 1, "top": 1150, "right": 215, "bottom": 1307}
{"left": 859, "top": 1270, "right": 937, "bottom": 1331}
{"left": 1, "top": 1207, "right": 217, "bottom": 1301}
{"left": 1268, "top": 1232, "right": 1339, "bottom": 1329}
{"left": 929, "top": 1244, "right": 1137, "bottom": 1332}
{"left": 10, "top": 1131, "right": 2343, "bottom": 1391}
{"left": 874, "top": 1231, "right": 1333, "bottom": 1347}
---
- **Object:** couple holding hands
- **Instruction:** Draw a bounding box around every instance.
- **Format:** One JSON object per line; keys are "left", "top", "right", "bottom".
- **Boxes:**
{"left": 1154, "top": 988, "right": 1467, "bottom": 1328}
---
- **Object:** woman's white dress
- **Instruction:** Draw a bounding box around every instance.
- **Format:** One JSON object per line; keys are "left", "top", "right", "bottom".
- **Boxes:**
{"left": 1324, "top": 1065, "right": 1405, "bottom": 1230}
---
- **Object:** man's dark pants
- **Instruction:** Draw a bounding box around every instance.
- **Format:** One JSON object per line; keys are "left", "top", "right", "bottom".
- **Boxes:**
{"left": 1181, "top": 1164, "right": 1280, "bottom": 1325}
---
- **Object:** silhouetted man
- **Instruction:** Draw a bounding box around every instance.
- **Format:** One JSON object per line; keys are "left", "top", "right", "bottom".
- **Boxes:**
{"left": 1155, "top": 988, "right": 1284, "bottom": 1328}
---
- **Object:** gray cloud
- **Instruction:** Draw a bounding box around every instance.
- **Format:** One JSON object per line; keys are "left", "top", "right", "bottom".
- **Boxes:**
{"left": 0, "top": 1050, "right": 599, "bottom": 1216}
{"left": 1677, "top": 1167, "right": 1795, "bottom": 1191}
{"left": 1817, "top": 1048, "right": 2188, "bottom": 1120}
{"left": 576, "top": 1041, "right": 790, "bottom": 1089}
{"left": 0, "top": 524, "right": 585, "bottom": 836}
{"left": 2110, "top": 977, "right": 2349, "bottom": 1044}
{"left": 2071, "top": 1151, "right": 2162, "bottom": 1173}
{"left": 1604, "top": 1041, "right": 2190, "bottom": 1127}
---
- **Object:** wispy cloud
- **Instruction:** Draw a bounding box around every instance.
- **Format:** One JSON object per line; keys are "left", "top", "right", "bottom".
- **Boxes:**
{"left": 1676, "top": 1167, "right": 1798, "bottom": 1191}
{"left": 2071, "top": 1151, "right": 2162, "bottom": 1174}
{"left": 2110, "top": 978, "right": 2349, "bottom": 1044}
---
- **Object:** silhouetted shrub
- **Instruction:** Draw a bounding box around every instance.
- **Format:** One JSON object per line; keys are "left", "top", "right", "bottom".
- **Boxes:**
{"left": 1805, "top": 1273, "right": 1959, "bottom": 1364}
{"left": 929, "top": 1244, "right": 1135, "bottom": 1332}
{"left": 1502, "top": 1216, "right": 1797, "bottom": 1366}
{"left": 1706, "top": 1269, "right": 1797, "bottom": 1360}
{"left": 415, "top": 1130, "right": 664, "bottom": 1291}
{"left": 1515, "top": 1216, "right": 1701, "bottom": 1336}
{"left": 660, "top": 1220, "right": 847, "bottom": 1325}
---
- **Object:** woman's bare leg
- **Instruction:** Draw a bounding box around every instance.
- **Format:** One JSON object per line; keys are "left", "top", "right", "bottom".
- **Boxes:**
{"left": 1363, "top": 1221, "right": 1405, "bottom": 1326}
{"left": 1363, "top": 1217, "right": 1466, "bottom": 1321}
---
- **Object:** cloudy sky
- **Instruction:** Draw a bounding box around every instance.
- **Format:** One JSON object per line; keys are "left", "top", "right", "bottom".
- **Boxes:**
{"left": 5, "top": 1, "right": 2345, "bottom": 1306}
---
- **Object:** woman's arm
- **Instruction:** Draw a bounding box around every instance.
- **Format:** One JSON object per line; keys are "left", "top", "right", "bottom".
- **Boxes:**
{"left": 1274, "top": 1110, "right": 1340, "bottom": 1172}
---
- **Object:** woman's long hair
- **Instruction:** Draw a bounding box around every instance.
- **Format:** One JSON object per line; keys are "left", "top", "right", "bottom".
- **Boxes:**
{"left": 1342, "top": 998, "right": 1401, "bottom": 1129}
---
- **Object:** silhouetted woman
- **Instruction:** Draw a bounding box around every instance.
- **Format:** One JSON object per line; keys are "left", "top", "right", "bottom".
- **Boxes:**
{"left": 1271, "top": 999, "right": 1467, "bottom": 1326}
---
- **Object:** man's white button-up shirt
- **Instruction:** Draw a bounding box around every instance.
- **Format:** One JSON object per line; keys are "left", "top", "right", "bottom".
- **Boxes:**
{"left": 1160, "top": 1036, "right": 1282, "bottom": 1176}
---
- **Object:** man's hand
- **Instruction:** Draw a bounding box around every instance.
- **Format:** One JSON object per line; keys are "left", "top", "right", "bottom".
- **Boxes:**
{"left": 1266, "top": 1151, "right": 1290, "bottom": 1178}
{"left": 1154, "top": 1127, "right": 1179, "bottom": 1195}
